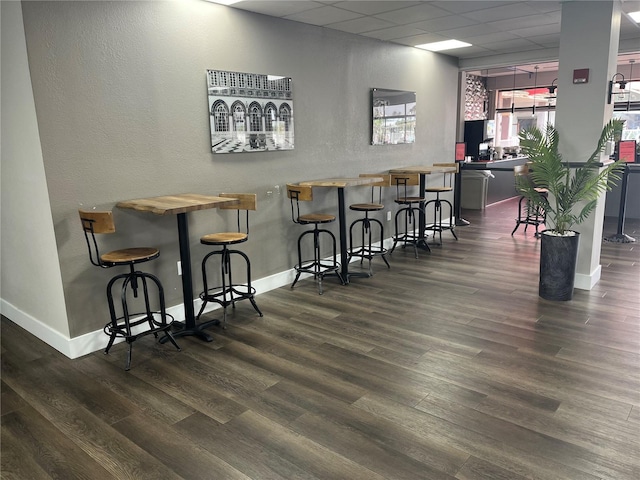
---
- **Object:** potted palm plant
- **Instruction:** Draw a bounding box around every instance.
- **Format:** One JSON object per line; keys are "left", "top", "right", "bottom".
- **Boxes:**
{"left": 517, "top": 118, "right": 624, "bottom": 301}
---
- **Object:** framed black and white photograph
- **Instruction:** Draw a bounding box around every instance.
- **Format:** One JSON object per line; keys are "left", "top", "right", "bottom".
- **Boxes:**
{"left": 207, "top": 69, "right": 294, "bottom": 153}
{"left": 371, "top": 88, "right": 416, "bottom": 145}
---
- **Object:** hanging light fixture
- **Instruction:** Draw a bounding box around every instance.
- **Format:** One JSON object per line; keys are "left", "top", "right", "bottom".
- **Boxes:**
{"left": 511, "top": 66, "right": 516, "bottom": 114}
{"left": 608, "top": 72, "right": 627, "bottom": 104}
{"left": 627, "top": 60, "right": 635, "bottom": 111}
{"left": 548, "top": 78, "right": 558, "bottom": 95}
{"left": 532, "top": 66, "right": 539, "bottom": 116}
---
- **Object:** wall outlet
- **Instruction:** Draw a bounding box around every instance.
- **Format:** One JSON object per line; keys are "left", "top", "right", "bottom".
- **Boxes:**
{"left": 387, "top": 211, "right": 392, "bottom": 221}
{"left": 177, "top": 261, "right": 182, "bottom": 276}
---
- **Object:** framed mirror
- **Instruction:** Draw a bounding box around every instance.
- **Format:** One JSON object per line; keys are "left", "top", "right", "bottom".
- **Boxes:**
{"left": 371, "top": 88, "right": 416, "bottom": 145}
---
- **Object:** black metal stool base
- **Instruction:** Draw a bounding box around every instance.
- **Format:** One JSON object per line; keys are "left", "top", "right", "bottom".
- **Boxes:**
{"left": 104, "top": 270, "right": 180, "bottom": 371}
{"left": 348, "top": 215, "right": 389, "bottom": 277}
{"left": 292, "top": 226, "right": 343, "bottom": 294}
{"left": 424, "top": 195, "right": 457, "bottom": 246}
{"left": 196, "top": 247, "right": 263, "bottom": 331}
{"left": 390, "top": 206, "right": 427, "bottom": 258}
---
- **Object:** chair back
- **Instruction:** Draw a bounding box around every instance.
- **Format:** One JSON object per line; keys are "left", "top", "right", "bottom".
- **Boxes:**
{"left": 286, "top": 184, "right": 313, "bottom": 224}
{"left": 432, "top": 163, "right": 458, "bottom": 188}
{"left": 218, "top": 193, "right": 256, "bottom": 234}
{"left": 391, "top": 173, "right": 419, "bottom": 199}
{"left": 514, "top": 164, "right": 529, "bottom": 177}
{"left": 360, "top": 173, "right": 391, "bottom": 203}
{"left": 79, "top": 209, "right": 114, "bottom": 267}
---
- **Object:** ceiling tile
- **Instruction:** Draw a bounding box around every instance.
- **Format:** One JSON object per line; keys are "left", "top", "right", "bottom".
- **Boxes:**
{"left": 362, "top": 25, "right": 428, "bottom": 41}
{"left": 284, "top": 5, "right": 363, "bottom": 25}
{"left": 374, "top": 3, "right": 451, "bottom": 24}
{"left": 332, "top": 1, "right": 421, "bottom": 16}
{"left": 488, "top": 12, "right": 560, "bottom": 32}
{"left": 509, "top": 23, "right": 561, "bottom": 38}
{"left": 464, "top": 31, "right": 520, "bottom": 46}
{"left": 229, "top": 1, "right": 638, "bottom": 63}
{"left": 327, "top": 16, "right": 397, "bottom": 34}
{"left": 526, "top": 33, "right": 561, "bottom": 47}
{"left": 409, "top": 14, "right": 479, "bottom": 33}
{"left": 233, "top": 1, "right": 325, "bottom": 17}
{"left": 439, "top": 24, "right": 494, "bottom": 40}
{"left": 460, "top": 3, "right": 541, "bottom": 22}
{"left": 431, "top": 1, "right": 515, "bottom": 15}
{"left": 391, "top": 32, "right": 448, "bottom": 46}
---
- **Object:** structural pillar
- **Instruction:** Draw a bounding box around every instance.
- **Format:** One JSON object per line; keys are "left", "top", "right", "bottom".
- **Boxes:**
{"left": 554, "top": 0, "right": 621, "bottom": 290}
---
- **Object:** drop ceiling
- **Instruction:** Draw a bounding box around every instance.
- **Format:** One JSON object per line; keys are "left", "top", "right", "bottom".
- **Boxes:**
{"left": 230, "top": 1, "right": 640, "bottom": 76}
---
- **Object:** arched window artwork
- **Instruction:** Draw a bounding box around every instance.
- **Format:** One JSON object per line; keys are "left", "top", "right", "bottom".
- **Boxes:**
{"left": 279, "top": 104, "right": 292, "bottom": 131}
{"left": 212, "top": 100, "right": 229, "bottom": 132}
{"left": 264, "top": 103, "right": 277, "bottom": 132}
{"left": 249, "top": 102, "right": 262, "bottom": 132}
{"left": 231, "top": 101, "right": 246, "bottom": 131}
{"left": 207, "top": 69, "right": 294, "bottom": 153}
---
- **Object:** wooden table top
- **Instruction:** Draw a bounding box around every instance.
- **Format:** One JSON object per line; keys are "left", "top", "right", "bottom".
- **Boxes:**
{"left": 117, "top": 193, "right": 238, "bottom": 215}
{"left": 389, "top": 165, "right": 458, "bottom": 174}
{"left": 299, "top": 177, "right": 383, "bottom": 188}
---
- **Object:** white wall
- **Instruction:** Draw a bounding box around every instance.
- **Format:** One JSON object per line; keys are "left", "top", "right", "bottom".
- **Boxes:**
{"left": 5, "top": 0, "right": 458, "bottom": 355}
{"left": 1, "top": 1, "right": 70, "bottom": 344}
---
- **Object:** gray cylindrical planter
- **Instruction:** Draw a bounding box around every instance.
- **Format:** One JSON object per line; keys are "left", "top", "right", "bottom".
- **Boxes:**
{"left": 539, "top": 230, "right": 580, "bottom": 301}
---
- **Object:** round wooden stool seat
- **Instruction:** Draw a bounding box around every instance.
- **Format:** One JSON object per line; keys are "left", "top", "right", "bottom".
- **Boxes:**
{"left": 201, "top": 232, "right": 248, "bottom": 245}
{"left": 298, "top": 213, "right": 335, "bottom": 224}
{"left": 349, "top": 203, "right": 384, "bottom": 212}
{"left": 101, "top": 247, "right": 159, "bottom": 266}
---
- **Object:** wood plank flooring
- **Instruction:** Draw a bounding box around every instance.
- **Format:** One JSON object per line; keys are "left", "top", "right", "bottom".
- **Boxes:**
{"left": 2, "top": 198, "right": 639, "bottom": 479}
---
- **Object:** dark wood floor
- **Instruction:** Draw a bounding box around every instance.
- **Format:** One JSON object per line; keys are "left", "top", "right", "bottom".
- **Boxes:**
{"left": 3, "top": 198, "right": 639, "bottom": 480}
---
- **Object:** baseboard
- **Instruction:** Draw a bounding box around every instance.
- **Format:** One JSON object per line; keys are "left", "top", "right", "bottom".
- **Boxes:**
{"left": 574, "top": 265, "right": 601, "bottom": 291}
{"left": 1, "top": 235, "right": 402, "bottom": 359}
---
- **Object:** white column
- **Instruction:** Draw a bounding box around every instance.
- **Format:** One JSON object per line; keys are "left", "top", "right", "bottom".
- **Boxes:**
{"left": 554, "top": 0, "right": 621, "bottom": 290}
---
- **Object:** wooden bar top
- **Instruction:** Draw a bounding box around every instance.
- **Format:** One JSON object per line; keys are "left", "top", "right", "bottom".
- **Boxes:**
{"left": 389, "top": 165, "right": 457, "bottom": 174}
{"left": 299, "top": 177, "right": 383, "bottom": 188}
{"left": 117, "top": 193, "right": 237, "bottom": 215}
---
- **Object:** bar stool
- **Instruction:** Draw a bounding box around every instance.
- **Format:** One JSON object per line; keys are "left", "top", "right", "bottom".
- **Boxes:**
{"left": 286, "top": 184, "right": 343, "bottom": 294}
{"left": 348, "top": 173, "right": 391, "bottom": 276}
{"left": 424, "top": 163, "right": 459, "bottom": 245}
{"left": 79, "top": 209, "right": 180, "bottom": 371}
{"left": 512, "top": 164, "right": 548, "bottom": 237}
{"left": 390, "top": 173, "right": 425, "bottom": 258}
{"left": 196, "top": 193, "right": 263, "bottom": 329}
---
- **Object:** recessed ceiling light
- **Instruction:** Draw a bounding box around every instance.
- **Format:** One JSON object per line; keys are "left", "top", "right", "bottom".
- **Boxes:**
{"left": 415, "top": 40, "right": 472, "bottom": 52}
{"left": 628, "top": 10, "right": 640, "bottom": 23}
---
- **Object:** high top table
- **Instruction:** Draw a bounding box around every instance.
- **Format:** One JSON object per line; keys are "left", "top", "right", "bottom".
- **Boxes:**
{"left": 298, "top": 177, "right": 383, "bottom": 283}
{"left": 117, "top": 193, "right": 237, "bottom": 342}
{"left": 388, "top": 165, "right": 458, "bottom": 251}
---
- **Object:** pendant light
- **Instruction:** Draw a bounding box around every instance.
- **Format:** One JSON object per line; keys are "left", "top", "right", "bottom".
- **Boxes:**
{"left": 511, "top": 66, "right": 516, "bottom": 114}
{"left": 627, "top": 60, "right": 635, "bottom": 112}
{"left": 532, "top": 66, "right": 538, "bottom": 116}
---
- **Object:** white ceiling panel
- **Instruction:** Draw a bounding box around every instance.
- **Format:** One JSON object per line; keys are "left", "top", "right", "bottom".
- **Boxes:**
{"left": 487, "top": 12, "right": 560, "bottom": 32}
{"left": 283, "top": 5, "right": 362, "bottom": 25}
{"left": 363, "top": 25, "right": 428, "bottom": 40}
{"left": 229, "top": 0, "right": 640, "bottom": 70}
{"left": 233, "top": 1, "right": 324, "bottom": 17}
{"left": 328, "top": 16, "right": 397, "bottom": 34}
{"left": 409, "top": 15, "right": 479, "bottom": 32}
{"left": 374, "top": 3, "right": 451, "bottom": 24}
{"left": 333, "top": 1, "right": 422, "bottom": 16}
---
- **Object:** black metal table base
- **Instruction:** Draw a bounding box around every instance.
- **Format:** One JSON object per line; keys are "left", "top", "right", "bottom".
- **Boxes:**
{"left": 604, "top": 233, "right": 636, "bottom": 243}
{"left": 159, "top": 319, "right": 222, "bottom": 343}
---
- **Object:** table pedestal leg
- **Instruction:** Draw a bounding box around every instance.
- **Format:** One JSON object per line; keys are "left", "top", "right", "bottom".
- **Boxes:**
{"left": 161, "top": 213, "right": 216, "bottom": 343}
{"left": 415, "top": 174, "right": 431, "bottom": 252}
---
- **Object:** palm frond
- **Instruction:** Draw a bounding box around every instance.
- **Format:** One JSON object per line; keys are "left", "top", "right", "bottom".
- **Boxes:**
{"left": 517, "top": 119, "right": 625, "bottom": 235}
